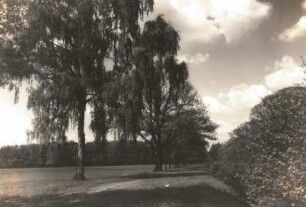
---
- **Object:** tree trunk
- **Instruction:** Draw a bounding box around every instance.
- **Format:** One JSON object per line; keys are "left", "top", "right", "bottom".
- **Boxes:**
{"left": 74, "top": 100, "right": 86, "bottom": 180}
{"left": 168, "top": 152, "right": 171, "bottom": 170}
{"left": 102, "top": 133, "right": 107, "bottom": 146}
{"left": 154, "top": 147, "right": 164, "bottom": 172}
{"left": 132, "top": 131, "right": 137, "bottom": 145}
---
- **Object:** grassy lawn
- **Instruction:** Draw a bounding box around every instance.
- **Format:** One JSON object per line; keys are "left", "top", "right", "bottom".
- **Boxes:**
{"left": 0, "top": 165, "right": 249, "bottom": 207}
{"left": 1, "top": 184, "right": 248, "bottom": 207}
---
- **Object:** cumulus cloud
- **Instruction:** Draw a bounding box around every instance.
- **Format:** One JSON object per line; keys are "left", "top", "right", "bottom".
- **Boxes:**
{"left": 203, "top": 84, "right": 271, "bottom": 142}
{"left": 203, "top": 96, "right": 229, "bottom": 114}
{"left": 203, "top": 97, "right": 235, "bottom": 143}
{"left": 206, "top": 84, "right": 271, "bottom": 120}
{"left": 279, "top": 1, "right": 306, "bottom": 42}
{"left": 155, "top": 0, "right": 272, "bottom": 45}
{"left": 178, "top": 53, "right": 210, "bottom": 64}
{"left": 225, "top": 84, "right": 271, "bottom": 108}
{"left": 279, "top": 16, "right": 306, "bottom": 42}
{"left": 265, "top": 56, "right": 305, "bottom": 90}
{"left": 205, "top": 56, "right": 306, "bottom": 143}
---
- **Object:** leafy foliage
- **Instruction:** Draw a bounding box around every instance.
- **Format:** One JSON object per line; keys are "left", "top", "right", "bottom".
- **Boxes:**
{"left": 216, "top": 86, "right": 306, "bottom": 207}
{"left": 0, "top": 0, "right": 216, "bottom": 177}
{"left": 163, "top": 85, "right": 217, "bottom": 166}
{"left": 0, "top": 0, "right": 154, "bottom": 179}
{"left": 131, "top": 16, "right": 186, "bottom": 170}
{"left": 209, "top": 143, "right": 222, "bottom": 162}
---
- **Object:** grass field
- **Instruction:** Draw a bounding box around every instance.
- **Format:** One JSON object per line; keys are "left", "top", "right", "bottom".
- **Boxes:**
{"left": 0, "top": 165, "right": 248, "bottom": 207}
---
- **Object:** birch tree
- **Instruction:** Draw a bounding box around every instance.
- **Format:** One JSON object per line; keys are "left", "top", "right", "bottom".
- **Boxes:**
{"left": 0, "top": 0, "right": 154, "bottom": 180}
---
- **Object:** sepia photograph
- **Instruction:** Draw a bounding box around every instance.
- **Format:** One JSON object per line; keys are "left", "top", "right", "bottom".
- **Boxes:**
{"left": 0, "top": 0, "right": 305, "bottom": 206}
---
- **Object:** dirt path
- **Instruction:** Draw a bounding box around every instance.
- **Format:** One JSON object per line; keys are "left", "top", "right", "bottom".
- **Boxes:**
{"left": 64, "top": 173, "right": 236, "bottom": 196}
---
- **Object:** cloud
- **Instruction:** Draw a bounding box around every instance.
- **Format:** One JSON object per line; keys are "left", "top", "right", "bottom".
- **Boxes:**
{"left": 155, "top": 0, "right": 272, "bottom": 46}
{"left": 264, "top": 56, "right": 305, "bottom": 90}
{"left": 203, "top": 96, "right": 229, "bottom": 114}
{"left": 205, "top": 55, "right": 306, "bottom": 143}
{"left": 203, "top": 97, "right": 235, "bottom": 143}
{"left": 225, "top": 84, "right": 271, "bottom": 108}
{"left": 278, "top": 1, "right": 306, "bottom": 42}
{"left": 278, "top": 16, "right": 306, "bottom": 42}
{"left": 178, "top": 53, "right": 210, "bottom": 64}
{"left": 205, "top": 84, "right": 270, "bottom": 114}
{"left": 203, "top": 84, "right": 271, "bottom": 142}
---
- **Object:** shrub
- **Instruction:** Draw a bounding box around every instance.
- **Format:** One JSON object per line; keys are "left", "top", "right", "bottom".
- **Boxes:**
{"left": 216, "top": 86, "right": 306, "bottom": 207}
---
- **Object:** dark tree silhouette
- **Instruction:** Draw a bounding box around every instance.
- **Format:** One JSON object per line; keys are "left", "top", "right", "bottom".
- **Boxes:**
{"left": 123, "top": 16, "right": 217, "bottom": 171}
{"left": 163, "top": 84, "right": 217, "bottom": 168}
{"left": 134, "top": 16, "right": 186, "bottom": 171}
{"left": 209, "top": 143, "right": 222, "bottom": 162}
{"left": 0, "top": 0, "right": 154, "bottom": 180}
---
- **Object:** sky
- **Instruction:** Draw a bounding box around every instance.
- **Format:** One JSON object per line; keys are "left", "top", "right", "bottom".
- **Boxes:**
{"left": 0, "top": 0, "right": 306, "bottom": 146}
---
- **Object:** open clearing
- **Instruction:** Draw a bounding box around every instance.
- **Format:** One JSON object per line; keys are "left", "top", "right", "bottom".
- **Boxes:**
{"left": 0, "top": 165, "right": 248, "bottom": 207}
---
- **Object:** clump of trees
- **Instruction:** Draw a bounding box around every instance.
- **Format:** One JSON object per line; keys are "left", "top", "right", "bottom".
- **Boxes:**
{"left": 0, "top": 140, "right": 210, "bottom": 168}
{"left": 0, "top": 141, "right": 152, "bottom": 168}
{"left": 0, "top": 0, "right": 217, "bottom": 178}
{"left": 214, "top": 86, "right": 306, "bottom": 207}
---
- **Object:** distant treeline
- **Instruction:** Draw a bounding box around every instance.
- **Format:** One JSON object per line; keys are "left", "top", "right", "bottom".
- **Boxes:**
{"left": 0, "top": 141, "right": 207, "bottom": 168}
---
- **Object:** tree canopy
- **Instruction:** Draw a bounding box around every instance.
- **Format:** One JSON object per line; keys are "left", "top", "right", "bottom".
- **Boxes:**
{"left": 0, "top": 0, "right": 217, "bottom": 178}
{"left": 0, "top": 0, "right": 154, "bottom": 179}
{"left": 126, "top": 16, "right": 217, "bottom": 170}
